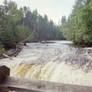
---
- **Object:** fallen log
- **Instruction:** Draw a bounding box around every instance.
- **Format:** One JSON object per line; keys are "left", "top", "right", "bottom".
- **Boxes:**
{"left": 0, "top": 76, "right": 92, "bottom": 92}
{"left": 0, "top": 66, "right": 92, "bottom": 92}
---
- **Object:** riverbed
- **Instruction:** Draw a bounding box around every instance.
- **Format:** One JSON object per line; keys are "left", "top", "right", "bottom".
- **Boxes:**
{"left": 0, "top": 41, "right": 92, "bottom": 86}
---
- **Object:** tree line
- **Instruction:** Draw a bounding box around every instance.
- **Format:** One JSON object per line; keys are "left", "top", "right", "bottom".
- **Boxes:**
{"left": 61, "top": 0, "right": 92, "bottom": 46}
{"left": 0, "top": 0, "right": 65, "bottom": 49}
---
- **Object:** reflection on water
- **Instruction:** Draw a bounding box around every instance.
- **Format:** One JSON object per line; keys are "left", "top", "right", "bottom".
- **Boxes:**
{"left": 1, "top": 41, "right": 92, "bottom": 86}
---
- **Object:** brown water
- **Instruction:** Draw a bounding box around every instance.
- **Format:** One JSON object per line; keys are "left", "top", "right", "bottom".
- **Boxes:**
{"left": 1, "top": 41, "right": 92, "bottom": 86}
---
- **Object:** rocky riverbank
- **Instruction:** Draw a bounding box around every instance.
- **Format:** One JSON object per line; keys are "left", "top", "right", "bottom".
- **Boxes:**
{"left": 0, "top": 42, "right": 26, "bottom": 59}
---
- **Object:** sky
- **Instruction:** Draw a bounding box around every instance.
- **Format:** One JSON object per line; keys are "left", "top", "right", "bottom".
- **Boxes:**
{"left": 0, "top": 0, "right": 75, "bottom": 24}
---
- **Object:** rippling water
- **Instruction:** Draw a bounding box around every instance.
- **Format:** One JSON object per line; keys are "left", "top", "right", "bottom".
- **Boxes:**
{"left": 1, "top": 41, "right": 92, "bottom": 86}
{"left": 10, "top": 62, "right": 92, "bottom": 86}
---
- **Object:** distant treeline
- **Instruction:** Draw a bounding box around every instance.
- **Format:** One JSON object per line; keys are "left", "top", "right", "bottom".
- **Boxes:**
{"left": 61, "top": 0, "right": 92, "bottom": 46}
{"left": 0, "top": 0, "right": 65, "bottom": 49}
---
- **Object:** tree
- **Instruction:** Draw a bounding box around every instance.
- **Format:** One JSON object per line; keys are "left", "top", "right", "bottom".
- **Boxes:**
{"left": 61, "top": 16, "right": 66, "bottom": 25}
{"left": 0, "top": 1, "right": 24, "bottom": 48}
{"left": 0, "top": 0, "right": 65, "bottom": 49}
{"left": 61, "top": 0, "right": 92, "bottom": 45}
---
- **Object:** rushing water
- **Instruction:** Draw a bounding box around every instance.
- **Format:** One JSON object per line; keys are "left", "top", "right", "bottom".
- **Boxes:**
{"left": 1, "top": 41, "right": 92, "bottom": 86}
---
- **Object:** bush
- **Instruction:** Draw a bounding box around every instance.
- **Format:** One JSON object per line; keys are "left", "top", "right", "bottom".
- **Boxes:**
{"left": 0, "top": 44, "right": 7, "bottom": 56}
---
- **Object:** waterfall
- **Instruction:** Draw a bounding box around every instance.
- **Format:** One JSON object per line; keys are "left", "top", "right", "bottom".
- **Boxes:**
{"left": 10, "top": 61, "right": 92, "bottom": 86}
{"left": 1, "top": 41, "right": 92, "bottom": 87}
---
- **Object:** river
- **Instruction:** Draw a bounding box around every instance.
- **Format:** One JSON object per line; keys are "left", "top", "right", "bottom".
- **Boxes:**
{"left": 0, "top": 41, "right": 92, "bottom": 86}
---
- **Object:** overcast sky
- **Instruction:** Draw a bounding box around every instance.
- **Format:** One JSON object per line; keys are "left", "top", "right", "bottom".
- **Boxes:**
{"left": 0, "top": 0, "right": 75, "bottom": 24}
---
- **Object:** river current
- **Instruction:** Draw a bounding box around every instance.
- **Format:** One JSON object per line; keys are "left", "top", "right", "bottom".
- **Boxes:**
{"left": 0, "top": 41, "right": 92, "bottom": 86}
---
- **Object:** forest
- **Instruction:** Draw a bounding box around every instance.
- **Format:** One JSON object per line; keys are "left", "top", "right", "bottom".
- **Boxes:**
{"left": 0, "top": 0, "right": 64, "bottom": 53}
{"left": 0, "top": 0, "right": 92, "bottom": 56}
{"left": 61, "top": 0, "right": 92, "bottom": 46}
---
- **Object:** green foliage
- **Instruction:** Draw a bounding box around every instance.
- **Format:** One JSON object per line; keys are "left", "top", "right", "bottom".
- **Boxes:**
{"left": 61, "top": 0, "right": 92, "bottom": 45}
{"left": 61, "top": 16, "right": 66, "bottom": 25}
{"left": 0, "top": 1, "right": 28, "bottom": 48}
{"left": 0, "top": 44, "right": 7, "bottom": 56}
{"left": 16, "top": 25, "right": 31, "bottom": 42}
{"left": 0, "top": 0, "right": 64, "bottom": 49}
{"left": 22, "top": 6, "right": 65, "bottom": 41}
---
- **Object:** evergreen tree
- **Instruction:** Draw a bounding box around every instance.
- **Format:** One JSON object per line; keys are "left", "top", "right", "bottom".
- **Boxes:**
{"left": 61, "top": 0, "right": 92, "bottom": 45}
